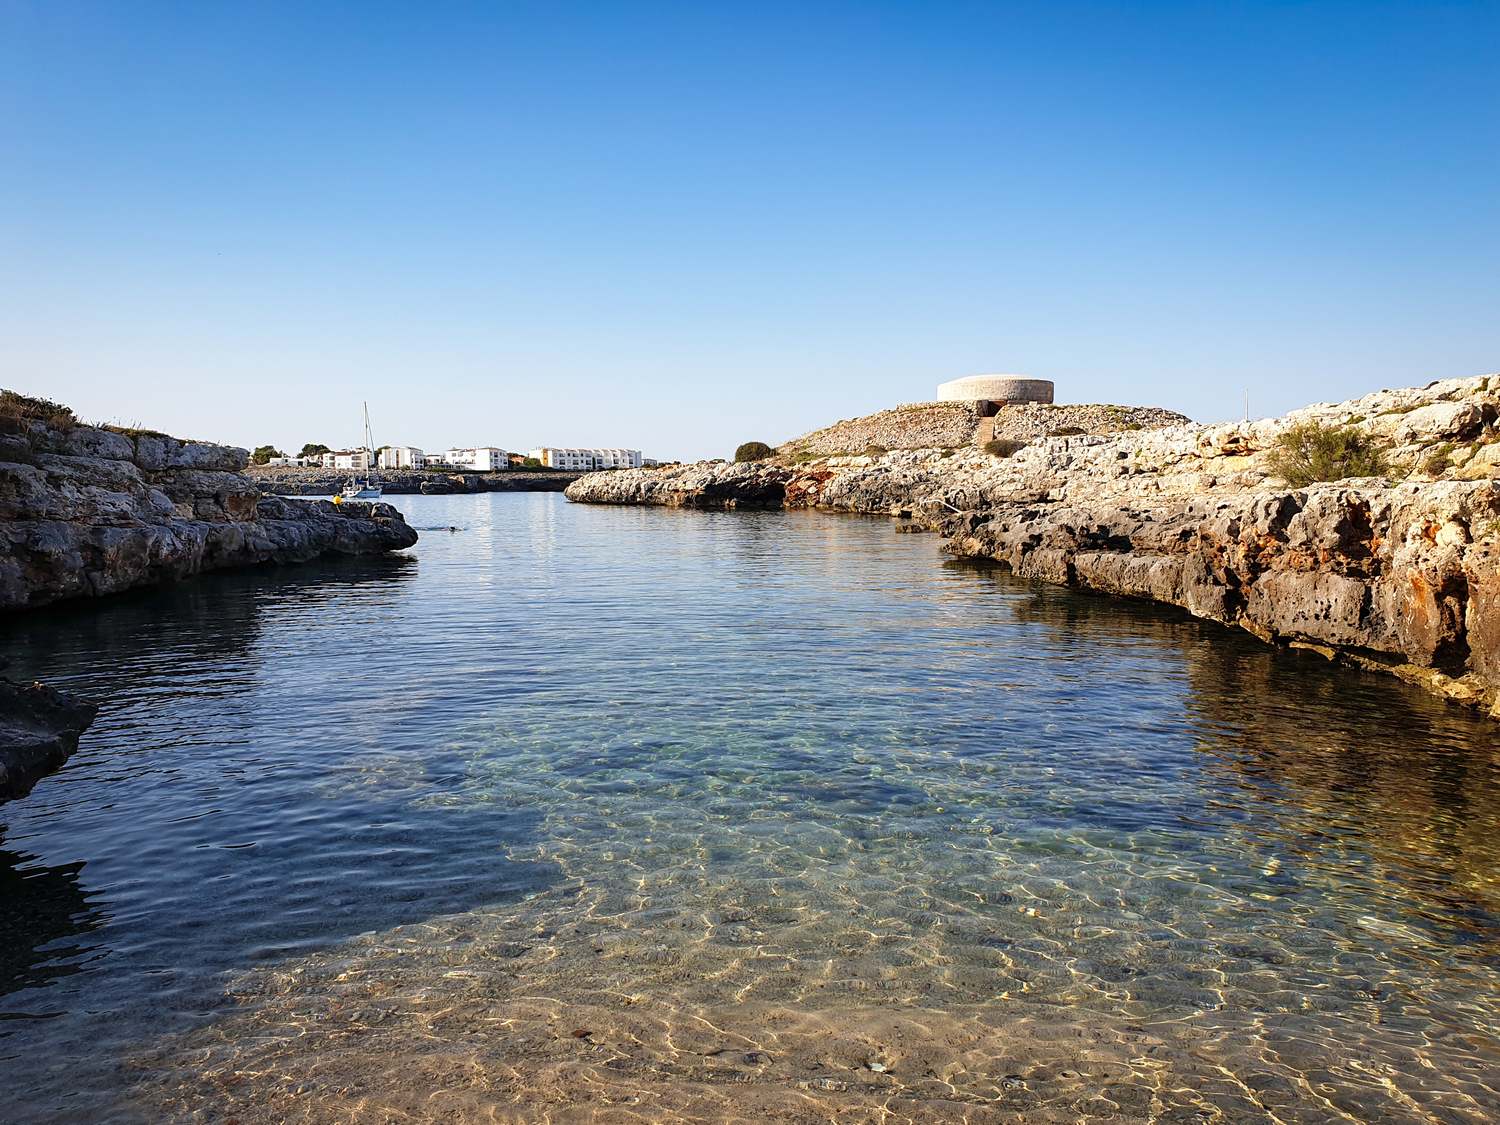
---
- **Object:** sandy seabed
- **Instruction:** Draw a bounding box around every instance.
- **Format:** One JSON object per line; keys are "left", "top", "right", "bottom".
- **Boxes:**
{"left": 128, "top": 825, "right": 1500, "bottom": 1125}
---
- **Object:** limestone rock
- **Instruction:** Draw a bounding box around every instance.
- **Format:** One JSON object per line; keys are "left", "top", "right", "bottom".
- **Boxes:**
{"left": 0, "top": 419, "right": 419, "bottom": 611}
{"left": 566, "top": 461, "right": 788, "bottom": 509}
{"left": 0, "top": 678, "right": 98, "bottom": 801}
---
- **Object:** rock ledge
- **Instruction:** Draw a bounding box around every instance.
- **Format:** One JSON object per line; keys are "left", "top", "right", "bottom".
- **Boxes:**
{"left": 0, "top": 678, "right": 98, "bottom": 801}
{"left": 1, "top": 416, "right": 418, "bottom": 611}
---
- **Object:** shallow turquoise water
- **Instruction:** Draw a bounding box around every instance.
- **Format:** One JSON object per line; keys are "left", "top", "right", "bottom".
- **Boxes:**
{"left": 1, "top": 493, "right": 1498, "bottom": 1122}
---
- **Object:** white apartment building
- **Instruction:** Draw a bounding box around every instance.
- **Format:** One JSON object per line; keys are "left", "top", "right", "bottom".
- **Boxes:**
{"left": 379, "top": 446, "right": 425, "bottom": 470}
{"left": 446, "top": 447, "right": 508, "bottom": 471}
{"left": 324, "top": 449, "right": 375, "bottom": 471}
{"left": 592, "top": 448, "right": 644, "bottom": 469}
{"left": 528, "top": 447, "right": 643, "bottom": 470}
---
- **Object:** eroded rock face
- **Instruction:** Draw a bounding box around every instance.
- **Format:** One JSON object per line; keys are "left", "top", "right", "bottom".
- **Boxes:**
{"left": 566, "top": 461, "right": 790, "bottom": 509}
{"left": 0, "top": 420, "right": 419, "bottom": 611}
{"left": 566, "top": 374, "right": 1500, "bottom": 717}
{"left": 0, "top": 678, "right": 98, "bottom": 801}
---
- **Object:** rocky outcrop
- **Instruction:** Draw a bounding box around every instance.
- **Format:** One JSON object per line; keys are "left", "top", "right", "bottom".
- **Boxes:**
{"left": 569, "top": 374, "right": 1500, "bottom": 717}
{"left": 936, "top": 481, "right": 1500, "bottom": 713}
{"left": 247, "top": 467, "right": 583, "bottom": 495}
{"left": 565, "top": 460, "right": 790, "bottom": 509}
{"left": 780, "top": 402, "right": 985, "bottom": 456}
{"left": 777, "top": 400, "right": 1192, "bottom": 458}
{"left": 0, "top": 418, "right": 419, "bottom": 611}
{"left": 0, "top": 675, "right": 97, "bottom": 801}
{"left": 984, "top": 401, "right": 1194, "bottom": 440}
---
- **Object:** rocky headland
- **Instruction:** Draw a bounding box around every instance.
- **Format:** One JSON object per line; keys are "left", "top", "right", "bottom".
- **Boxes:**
{"left": 779, "top": 399, "right": 1192, "bottom": 458}
{"left": 248, "top": 466, "right": 584, "bottom": 496}
{"left": 568, "top": 375, "right": 1500, "bottom": 719}
{"left": 0, "top": 398, "right": 419, "bottom": 612}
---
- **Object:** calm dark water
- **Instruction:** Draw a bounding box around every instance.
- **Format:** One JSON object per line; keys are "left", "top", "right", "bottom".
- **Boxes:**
{"left": 1, "top": 493, "right": 1498, "bottom": 1123}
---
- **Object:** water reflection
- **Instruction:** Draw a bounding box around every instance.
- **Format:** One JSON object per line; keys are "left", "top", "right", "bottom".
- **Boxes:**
{"left": 0, "top": 844, "right": 106, "bottom": 997}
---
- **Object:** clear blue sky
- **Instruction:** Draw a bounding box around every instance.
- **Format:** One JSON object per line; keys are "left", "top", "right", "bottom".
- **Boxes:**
{"left": 2, "top": 2, "right": 1496, "bottom": 461}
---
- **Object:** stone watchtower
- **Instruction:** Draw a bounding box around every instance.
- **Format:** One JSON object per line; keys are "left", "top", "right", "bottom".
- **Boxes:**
{"left": 936, "top": 374, "right": 1054, "bottom": 446}
{"left": 935, "top": 374, "right": 1054, "bottom": 405}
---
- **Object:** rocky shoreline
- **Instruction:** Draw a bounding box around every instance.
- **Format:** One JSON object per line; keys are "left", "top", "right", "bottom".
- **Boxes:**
{"left": 0, "top": 671, "right": 97, "bottom": 802}
{"left": 247, "top": 466, "right": 583, "bottom": 496}
{"left": 568, "top": 375, "right": 1500, "bottom": 719}
{"left": 1, "top": 416, "right": 418, "bottom": 611}
{"left": 0, "top": 404, "right": 423, "bottom": 797}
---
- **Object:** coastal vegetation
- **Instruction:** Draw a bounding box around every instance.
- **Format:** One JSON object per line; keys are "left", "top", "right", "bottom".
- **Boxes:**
{"left": 1266, "top": 421, "right": 1388, "bottom": 486}
{"left": 250, "top": 445, "right": 284, "bottom": 464}
{"left": 734, "top": 441, "right": 773, "bottom": 462}
{"left": 983, "top": 438, "right": 1026, "bottom": 457}
{"left": 0, "top": 389, "right": 76, "bottom": 430}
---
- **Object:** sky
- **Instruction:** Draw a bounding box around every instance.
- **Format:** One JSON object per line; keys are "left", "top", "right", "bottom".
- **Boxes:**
{"left": 1, "top": 1, "right": 1496, "bottom": 462}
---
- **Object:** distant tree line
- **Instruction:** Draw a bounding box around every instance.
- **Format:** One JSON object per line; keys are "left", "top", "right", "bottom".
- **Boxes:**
{"left": 250, "top": 442, "right": 333, "bottom": 465}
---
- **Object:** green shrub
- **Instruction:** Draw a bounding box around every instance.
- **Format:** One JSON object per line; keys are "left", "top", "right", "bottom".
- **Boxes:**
{"left": 251, "top": 444, "right": 284, "bottom": 465}
{"left": 1049, "top": 425, "right": 1085, "bottom": 436}
{"left": 1265, "top": 421, "right": 1389, "bottom": 486}
{"left": 864, "top": 444, "right": 888, "bottom": 457}
{"left": 1424, "top": 442, "right": 1456, "bottom": 476}
{"left": 521, "top": 457, "right": 542, "bottom": 469}
{"left": 983, "top": 438, "right": 1026, "bottom": 457}
{"left": 735, "top": 441, "right": 774, "bottom": 462}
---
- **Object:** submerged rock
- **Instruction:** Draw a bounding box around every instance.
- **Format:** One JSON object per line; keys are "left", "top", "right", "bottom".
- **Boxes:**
{"left": 0, "top": 415, "right": 419, "bottom": 611}
{"left": 0, "top": 677, "right": 97, "bottom": 801}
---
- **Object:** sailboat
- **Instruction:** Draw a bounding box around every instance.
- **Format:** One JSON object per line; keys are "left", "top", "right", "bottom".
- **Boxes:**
{"left": 340, "top": 403, "right": 383, "bottom": 501}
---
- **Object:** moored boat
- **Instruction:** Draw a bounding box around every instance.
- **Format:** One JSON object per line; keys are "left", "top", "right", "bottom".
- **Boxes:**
{"left": 338, "top": 403, "right": 383, "bottom": 501}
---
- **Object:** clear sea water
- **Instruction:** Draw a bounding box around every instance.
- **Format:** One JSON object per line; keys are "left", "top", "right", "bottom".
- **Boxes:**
{"left": 1, "top": 492, "right": 1498, "bottom": 1123}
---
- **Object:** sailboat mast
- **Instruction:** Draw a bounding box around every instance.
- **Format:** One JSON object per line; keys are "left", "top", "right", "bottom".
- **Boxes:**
{"left": 364, "top": 401, "right": 378, "bottom": 482}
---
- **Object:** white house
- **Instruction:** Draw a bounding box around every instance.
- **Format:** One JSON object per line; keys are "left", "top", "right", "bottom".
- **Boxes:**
{"left": 528, "top": 447, "right": 643, "bottom": 470}
{"left": 447, "top": 447, "right": 508, "bottom": 471}
{"left": 326, "top": 449, "right": 375, "bottom": 471}
{"left": 591, "top": 448, "right": 644, "bottom": 469}
{"left": 529, "top": 447, "right": 592, "bottom": 470}
{"left": 379, "top": 446, "right": 425, "bottom": 470}
{"left": 267, "top": 455, "right": 318, "bottom": 467}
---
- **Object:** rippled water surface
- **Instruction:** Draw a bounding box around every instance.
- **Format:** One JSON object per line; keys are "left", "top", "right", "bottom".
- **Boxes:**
{"left": 2, "top": 493, "right": 1499, "bottom": 1123}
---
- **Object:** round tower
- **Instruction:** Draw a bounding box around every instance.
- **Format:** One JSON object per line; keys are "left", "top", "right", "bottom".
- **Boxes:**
{"left": 936, "top": 375, "right": 1054, "bottom": 404}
